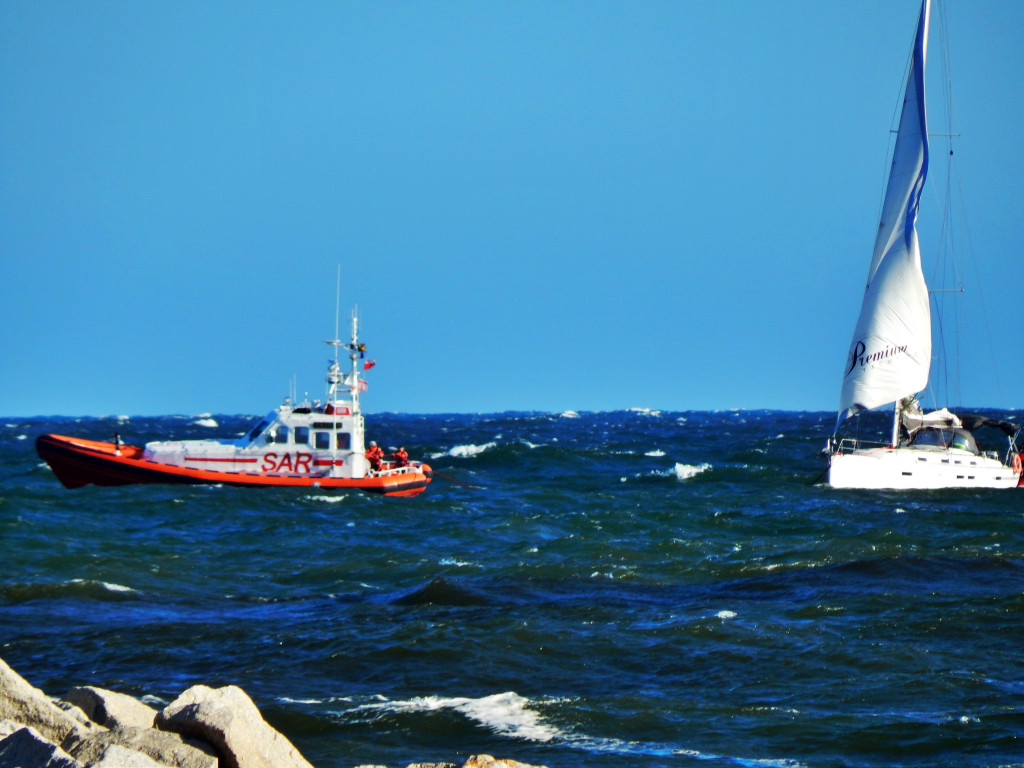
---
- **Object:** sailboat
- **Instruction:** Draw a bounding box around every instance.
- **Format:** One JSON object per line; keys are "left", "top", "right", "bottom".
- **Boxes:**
{"left": 825, "top": 0, "right": 1023, "bottom": 490}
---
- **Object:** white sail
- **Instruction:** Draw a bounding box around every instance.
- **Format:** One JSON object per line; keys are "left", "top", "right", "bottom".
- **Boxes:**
{"left": 838, "top": 0, "right": 932, "bottom": 425}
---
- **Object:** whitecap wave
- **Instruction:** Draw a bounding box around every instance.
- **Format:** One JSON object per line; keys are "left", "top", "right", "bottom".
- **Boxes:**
{"left": 430, "top": 442, "right": 497, "bottom": 459}
{"left": 453, "top": 692, "right": 559, "bottom": 741}
{"left": 348, "top": 691, "right": 806, "bottom": 766}
{"left": 619, "top": 462, "right": 712, "bottom": 483}
{"left": 559, "top": 410, "right": 580, "bottom": 419}
{"left": 674, "top": 462, "right": 711, "bottom": 481}
{"left": 356, "top": 692, "right": 562, "bottom": 743}
{"left": 305, "top": 494, "right": 348, "bottom": 504}
{"left": 645, "top": 449, "right": 665, "bottom": 457}
{"left": 70, "top": 578, "right": 135, "bottom": 593}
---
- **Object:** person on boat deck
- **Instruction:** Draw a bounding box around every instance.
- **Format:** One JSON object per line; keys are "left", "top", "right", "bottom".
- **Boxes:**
{"left": 365, "top": 441, "right": 384, "bottom": 471}
{"left": 391, "top": 446, "right": 409, "bottom": 467}
{"left": 950, "top": 432, "right": 971, "bottom": 452}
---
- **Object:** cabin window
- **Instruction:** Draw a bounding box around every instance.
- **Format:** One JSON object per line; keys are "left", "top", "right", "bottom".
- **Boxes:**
{"left": 294, "top": 426, "right": 309, "bottom": 445}
{"left": 271, "top": 426, "right": 289, "bottom": 444}
{"left": 912, "top": 429, "right": 951, "bottom": 448}
{"left": 336, "top": 432, "right": 351, "bottom": 450}
{"left": 950, "top": 433, "right": 972, "bottom": 452}
{"left": 247, "top": 420, "right": 270, "bottom": 443}
{"left": 314, "top": 432, "right": 330, "bottom": 450}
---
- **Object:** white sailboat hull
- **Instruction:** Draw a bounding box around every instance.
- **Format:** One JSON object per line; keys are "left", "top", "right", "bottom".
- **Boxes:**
{"left": 828, "top": 447, "right": 1020, "bottom": 490}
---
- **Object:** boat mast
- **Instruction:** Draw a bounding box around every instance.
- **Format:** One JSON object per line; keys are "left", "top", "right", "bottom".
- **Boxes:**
{"left": 348, "top": 307, "right": 361, "bottom": 415}
{"left": 325, "top": 305, "right": 363, "bottom": 414}
{"left": 324, "top": 265, "right": 344, "bottom": 412}
{"left": 325, "top": 340, "right": 344, "bottom": 410}
{"left": 891, "top": 401, "right": 901, "bottom": 448}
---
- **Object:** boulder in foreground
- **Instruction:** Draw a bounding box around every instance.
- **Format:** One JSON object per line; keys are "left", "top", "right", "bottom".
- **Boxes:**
{"left": 0, "top": 658, "right": 92, "bottom": 747}
{"left": 156, "top": 684, "right": 312, "bottom": 768}
{"left": 1, "top": 654, "right": 552, "bottom": 768}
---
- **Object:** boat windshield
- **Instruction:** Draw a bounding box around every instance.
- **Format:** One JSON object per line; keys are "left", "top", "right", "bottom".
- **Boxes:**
{"left": 246, "top": 419, "right": 270, "bottom": 443}
{"left": 911, "top": 427, "right": 978, "bottom": 453}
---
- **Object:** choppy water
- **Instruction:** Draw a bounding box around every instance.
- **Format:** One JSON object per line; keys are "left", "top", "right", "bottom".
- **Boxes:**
{"left": 2, "top": 410, "right": 1023, "bottom": 768}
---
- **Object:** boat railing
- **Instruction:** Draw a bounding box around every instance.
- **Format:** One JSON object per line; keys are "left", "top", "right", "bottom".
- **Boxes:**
{"left": 834, "top": 437, "right": 890, "bottom": 454}
{"left": 374, "top": 462, "right": 423, "bottom": 477}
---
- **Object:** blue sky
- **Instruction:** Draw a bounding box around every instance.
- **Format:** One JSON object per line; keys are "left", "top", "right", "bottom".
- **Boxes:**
{"left": 2, "top": 0, "right": 1022, "bottom": 417}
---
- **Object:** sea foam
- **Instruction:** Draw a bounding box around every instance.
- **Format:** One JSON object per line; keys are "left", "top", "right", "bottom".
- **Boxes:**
{"left": 673, "top": 462, "right": 711, "bottom": 480}
{"left": 619, "top": 462, "right": 713, "bottom": 483}
{"left": 430, "top": 442, "right": 497, "bottom": 459}
{"left": 305, "top": 494, "right": 348, "bottom": 504}
{"left": 70, "top": 578, "right": 135, "bottom": 593}
{"left": 359, "top": 692, "right": 561, "bottom": 743}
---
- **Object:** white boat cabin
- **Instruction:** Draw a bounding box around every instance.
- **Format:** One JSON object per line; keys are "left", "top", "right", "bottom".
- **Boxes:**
{"left": 143, "top": 399, "right": 370, "bottom": 479}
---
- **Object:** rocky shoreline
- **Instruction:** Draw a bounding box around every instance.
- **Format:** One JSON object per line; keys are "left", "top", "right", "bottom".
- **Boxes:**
{"left": 0, "top": 656, "right": 547, "bottom": 768}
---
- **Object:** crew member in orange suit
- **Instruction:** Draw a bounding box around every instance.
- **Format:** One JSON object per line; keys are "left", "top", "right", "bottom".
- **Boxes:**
{"left": 391, "top": 446, "right": 409, "bottom": 467}
{"left": 365, "top": 441, "right": 384, "bottom": 471}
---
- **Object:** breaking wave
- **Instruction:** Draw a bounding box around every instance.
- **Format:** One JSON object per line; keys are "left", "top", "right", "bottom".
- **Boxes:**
{"left": 430, "top": 442, "right": 498, "bottom": 459}
{"left": 673, "top": 462, "right": 712, "bottom": 480}
{"left": 354, "top": 691, "right": 563, "bottom": 743}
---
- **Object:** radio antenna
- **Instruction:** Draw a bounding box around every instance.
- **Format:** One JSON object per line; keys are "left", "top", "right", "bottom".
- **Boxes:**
{"left": 334, "top": 264, "right": 341, "bottom": 343}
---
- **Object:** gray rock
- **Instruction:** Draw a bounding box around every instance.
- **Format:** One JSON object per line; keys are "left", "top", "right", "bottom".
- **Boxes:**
{"left": 0, "top": 726, "right": 83, "bottom": 768}
{"left": 83, "top": 743, "right": 165, "bottom": 768}
{"left": 0, "top": 659, "right": 90, "bottom": 746}
{"left": 63, "top": 726, "right": 216, "bottom": 768}
{"left": 64, "top": 687, "right": 157, "bottom": 731}
{"left": 156, "top": 684, "right": 313, "bottom": 768}
{"left": 52, "top": 702, "right": 97, "bottom": 733}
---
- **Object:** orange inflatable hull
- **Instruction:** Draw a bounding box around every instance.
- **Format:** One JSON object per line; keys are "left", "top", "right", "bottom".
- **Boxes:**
{"left": 36, "top": 434, "right": 432, "bottom": 497}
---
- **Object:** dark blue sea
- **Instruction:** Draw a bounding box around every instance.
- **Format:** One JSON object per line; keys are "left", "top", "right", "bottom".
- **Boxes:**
{"left": 3, "top": 410, "right": 1023, "bottom": 768}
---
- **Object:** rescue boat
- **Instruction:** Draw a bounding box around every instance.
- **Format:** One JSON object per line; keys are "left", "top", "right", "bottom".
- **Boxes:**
{"left": 36, "top": 311, "right": 432, "bottom": 497}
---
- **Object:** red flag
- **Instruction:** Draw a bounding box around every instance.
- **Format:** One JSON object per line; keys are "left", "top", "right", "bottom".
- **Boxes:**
{"left": 364, "top": 360, "right": 376, "bottom": 371}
